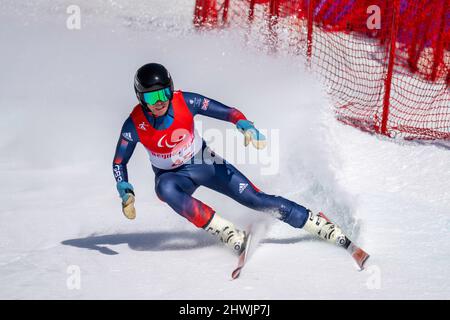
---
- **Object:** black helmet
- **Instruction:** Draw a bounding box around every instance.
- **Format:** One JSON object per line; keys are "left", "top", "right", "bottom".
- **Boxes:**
{"left": 134, "top": 63, "right": 174, "bottom": 106}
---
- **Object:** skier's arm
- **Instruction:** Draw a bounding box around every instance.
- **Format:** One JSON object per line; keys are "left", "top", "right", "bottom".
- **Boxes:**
{"left": 112, "top": 117, "right": 138, "bottom": 184}
{"left": 182, "top": 91, "right": 247, "bottom": 124}
{"left": 112, "top": 117, "right": 139, "bottom": 219}
{"left": 182, "top": 91, "right": 266, "bottom": 149}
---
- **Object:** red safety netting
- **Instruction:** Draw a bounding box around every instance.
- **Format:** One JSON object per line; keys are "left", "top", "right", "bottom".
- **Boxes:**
{"left": 193, "top": 0, "right": 450, "bottom": 140}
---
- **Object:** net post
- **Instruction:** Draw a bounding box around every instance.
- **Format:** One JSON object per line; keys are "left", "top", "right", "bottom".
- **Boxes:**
{"left": 381, "top": 0, "right": 400, "bottom": 136}
{"left": 222, "top": 0, "right": 230, "bottom": 26}
{"left": 248, "top": 0, "right": 255, "bottom": 23}
{"left": 306, "top": 0, "right": 314, "bottom": 61}
{"left": 431, "top": 0, "right": 447, "bottom": 82}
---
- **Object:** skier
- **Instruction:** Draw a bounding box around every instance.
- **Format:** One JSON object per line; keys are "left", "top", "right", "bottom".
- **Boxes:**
{"left": 112, "top": 63, "right": 368, "bottom": 267}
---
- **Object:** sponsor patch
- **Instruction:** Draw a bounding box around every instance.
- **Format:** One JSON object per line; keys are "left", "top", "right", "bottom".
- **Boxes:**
{"left": 138, "top": 122, "right": 148, "bottom": 131}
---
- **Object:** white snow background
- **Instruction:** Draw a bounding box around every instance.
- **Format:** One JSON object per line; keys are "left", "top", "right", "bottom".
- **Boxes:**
{"left": 0, "top": 0, "right": 449, "bottom": 299}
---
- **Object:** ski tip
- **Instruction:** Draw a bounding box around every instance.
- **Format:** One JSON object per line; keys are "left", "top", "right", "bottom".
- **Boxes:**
{"left": 346, "top": 241, "right": 370, "bottom": 271}
{"left": 352, "top": 248, "right": 370, "bottom": 271}
{"left": 231, "top": 267, "right": 242, "bottom": 280}
{"left": 230, "top": 230, "right": 253, "bottom": 280}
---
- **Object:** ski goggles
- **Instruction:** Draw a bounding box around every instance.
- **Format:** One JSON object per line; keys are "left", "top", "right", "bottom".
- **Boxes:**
{"left": 142, "top": 87, "right": 172, "bottom": 105}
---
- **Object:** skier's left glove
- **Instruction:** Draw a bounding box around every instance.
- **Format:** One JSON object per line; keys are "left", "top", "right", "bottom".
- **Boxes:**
{"left": 116, "top": 181, "right": 136, "bottom": 220}
{"left": 236, "top": 119, "right": 266, "bottom": 150}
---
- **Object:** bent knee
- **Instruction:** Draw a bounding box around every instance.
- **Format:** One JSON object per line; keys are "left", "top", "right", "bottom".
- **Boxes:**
{"left": 155, "top": 178, "right": 178, "bottom": 202}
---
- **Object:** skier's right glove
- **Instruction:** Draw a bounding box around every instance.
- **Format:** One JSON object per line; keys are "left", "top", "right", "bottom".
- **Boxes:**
{"left": 116, "top": 181, "right": 136, "bottom": 220}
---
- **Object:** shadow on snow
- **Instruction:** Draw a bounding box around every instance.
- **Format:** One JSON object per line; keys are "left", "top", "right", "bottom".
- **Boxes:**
{"left": 61, "top": 230, "right": 315, "bottom": 255}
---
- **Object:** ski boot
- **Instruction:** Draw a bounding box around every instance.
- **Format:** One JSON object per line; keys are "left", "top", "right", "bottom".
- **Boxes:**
{"left": 203, "top": 214, "right": 247, "bottom": 255}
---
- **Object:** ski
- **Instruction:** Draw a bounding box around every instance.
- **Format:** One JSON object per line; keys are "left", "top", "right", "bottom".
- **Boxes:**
{"left": 346, "top": 241, "right": 370, "bottom": 270}
{"left": 231, "top": 231, "right": 253, "bottom": 280}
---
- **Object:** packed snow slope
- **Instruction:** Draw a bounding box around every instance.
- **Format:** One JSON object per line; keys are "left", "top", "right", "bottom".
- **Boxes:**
{"left": 0, "top": 0, "right": 449, "bottom": 299}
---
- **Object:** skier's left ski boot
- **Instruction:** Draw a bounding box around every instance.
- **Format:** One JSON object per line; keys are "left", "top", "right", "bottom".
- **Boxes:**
{"left": 303, "top": 210, "right": 350, "bottom": 247}
{"left": 203, "top": 214, "right": 246, "bottom": 255}
{"left": 303, "top": 210, "right": 370, "bottom": 269}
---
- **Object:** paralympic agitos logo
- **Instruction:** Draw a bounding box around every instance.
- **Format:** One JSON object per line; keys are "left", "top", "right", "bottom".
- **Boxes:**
{"left": 157, "top": 131, "right": 188, "bottom": 149}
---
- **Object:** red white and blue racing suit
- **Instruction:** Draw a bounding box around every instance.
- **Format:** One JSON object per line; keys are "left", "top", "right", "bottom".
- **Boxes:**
{"left": 113, "top": 91, "right": 309, "bottom": 229}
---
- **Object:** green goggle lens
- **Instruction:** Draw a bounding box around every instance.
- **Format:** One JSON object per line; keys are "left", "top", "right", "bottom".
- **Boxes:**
{"left": 143, "top": 88, "right": 171, "bottom": 105}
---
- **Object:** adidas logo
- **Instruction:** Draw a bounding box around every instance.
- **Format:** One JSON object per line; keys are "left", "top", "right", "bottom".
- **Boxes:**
{"left": 122, "top": 132, "right": 133, "bottom": 141}
{"left": 238, "top": 183, "right": 248, "bottom": 194}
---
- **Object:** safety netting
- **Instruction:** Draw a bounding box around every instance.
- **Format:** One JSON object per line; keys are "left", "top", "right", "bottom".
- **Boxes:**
{"left": 194, "top": 0, "right": 450, "bottom": 140}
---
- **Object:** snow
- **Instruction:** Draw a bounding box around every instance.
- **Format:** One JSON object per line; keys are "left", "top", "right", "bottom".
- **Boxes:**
{"left": 1, "top": 0, "right": 449, "bottom": 299}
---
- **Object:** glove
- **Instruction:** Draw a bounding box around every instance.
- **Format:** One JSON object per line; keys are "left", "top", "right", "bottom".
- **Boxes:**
{"left": 236, "top": 119, "right": 267, "bottom": 150}
{"left": 116, "top": 181, "right": 136, "bottom": 220}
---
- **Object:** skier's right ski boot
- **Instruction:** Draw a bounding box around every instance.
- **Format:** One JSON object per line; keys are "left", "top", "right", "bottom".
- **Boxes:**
{"left": 203, "top": 214, "right": 246, "bottom": 255}
{"left": 303, "top": 210, "right": 370, "bottom": 269}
